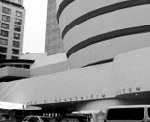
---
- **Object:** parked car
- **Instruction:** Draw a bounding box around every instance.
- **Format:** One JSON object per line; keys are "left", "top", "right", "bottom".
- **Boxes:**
{"left": 22, "top": 115, "right": 52, "bottom": 122}
{"left": 104, "top": 105, "right": 150, "bottom": 122}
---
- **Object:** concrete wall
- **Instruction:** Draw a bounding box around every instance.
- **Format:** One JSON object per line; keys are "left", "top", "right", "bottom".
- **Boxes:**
{"left": 21, "top": 53, "right": 67, "bottom": 68}
{"left": 76, "top": 98, "right": 150, "bottom": 113}
{"left": 0, "top": 62, "right": 115, "bottom": 104}
{"left": 114, "top": 47, "right": 150, "bottom": 94}
{"left": 1, "top": 47, "right": 150, "bottom": 105}
{"left": 57, "top": 0, "right": 150, "bottom": 68}
{"left": 1, "top": 47, "right": 150, "bottom": 108}
{"left": 0, "top": 67, "right": 30, "bottom": 78}
{"left": 30, "top": 61, "right": 68, "bottom": 76}
{"left": 21, "top": 53, "right": 69, "bottom": 76}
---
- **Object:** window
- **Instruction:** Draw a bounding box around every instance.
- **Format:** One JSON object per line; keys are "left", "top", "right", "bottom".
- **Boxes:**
{"left": 15, "top": 64, "right": 22, "bottom": 68}
{"left": 14, "top": 25, "right": 21, "bottom": 32}
{"left": 107, "top": 108, "right": 144, "bottom": 120}
{"left": 0, "top": 38, "right": 8, "bottom": 45}
{"left": 2, "top": 15, "right": 10, "bottom": 22}
{"left": 0, "top": 54, "right": 6, "bottom": 59}
{"left": 12, "top": 49, "right": 19, "bottom": 54}
{"left": 14, "top": 33, "right": 20, "bottom": 39}
{"left": 1, "top": 30, "right": 9, "bottom": 37}
{"left": 13, "top": 41, "right": 20, "bottom": 48}
{"left": 16, "top": 11, "right": 22, "bottom": 18}
{"left": 0, "top": 46, "right": 7, "bottom": 53}
{"left": 0, "top": 64, "right": 6, "bottom": 68}
{"left": 11, "top": 56, "right": 18, "bottom": 59}
{"left": 15, "top": 18, "right": 22, "bottom": 25}
{"left": 148, "top": 108, "right": 150, "bottom": 117}
{"left": 23, "top": 65, "right": 30, "bottom": 69}
{"left": 2, "top": 7, "right": 11, "bottom": 14}
{"left": 1, "top": 23, "right": 9, "bottom": 29}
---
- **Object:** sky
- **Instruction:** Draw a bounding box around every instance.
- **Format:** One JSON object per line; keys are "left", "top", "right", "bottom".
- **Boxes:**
{"left": 23, "top": 0, "right": 48, "bottom": 53}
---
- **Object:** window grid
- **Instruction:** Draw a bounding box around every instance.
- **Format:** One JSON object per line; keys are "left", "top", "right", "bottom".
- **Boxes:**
{"left": 11, "top": 56, "right": 18, "bottom": 59}
{"left": 14, "top": 33, "right": 20, "bottom": 40}
{"left": 12, "top": 49, "right": 19, "bottom": 54}
{"left": 15, "top": 18, "right": 22, "bottom": 25}
{"left": 16, "top": 11, "right": 22, "bottom": 18}
{"left": 0, "top": 54, "right": 6, "bottom": 59}
{"left": 0, "top": 46, "right": 7, "bottom": 53}
{"left": 1, "top": 30, "right": 9, "bottom": 37}
{"left": 2, "top": 15, "right": 10, "bottom": 22}
{"left": 1, "top": 23, "right": 9, "bottom": 29}
{"left": 13, "top": 41, "right": 20, "bottom": 48}
{"left": 14, "top": 25, "right": 21, "bottom": 32}
{"left": 0, "top": 38, "right": 8, "bottom": 45}
{"left": 2, "top": 7, "right": 11, "bottom": 15}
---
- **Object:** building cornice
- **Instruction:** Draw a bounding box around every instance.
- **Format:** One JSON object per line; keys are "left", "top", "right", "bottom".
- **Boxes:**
{"left": 0, "top": 0, "right": 24, "bottom": 9}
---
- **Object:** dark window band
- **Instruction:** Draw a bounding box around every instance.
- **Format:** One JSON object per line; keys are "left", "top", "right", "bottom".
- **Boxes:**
{"left": 83, "top": 58, "right": 114, "bottom": 67}
{"left": 62, "top": 0, "right": 150, "bottom": 39}
{"left": 57, "top": 0, "right": 75, "bottom": 23}
{"left": 66, "top": 25, "right": 150, "bottom": 58}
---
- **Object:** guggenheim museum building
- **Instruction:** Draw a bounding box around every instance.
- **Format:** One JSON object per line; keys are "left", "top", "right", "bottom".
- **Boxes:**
{"left": 1, "top": 0, "right": 150, "bottom": 116}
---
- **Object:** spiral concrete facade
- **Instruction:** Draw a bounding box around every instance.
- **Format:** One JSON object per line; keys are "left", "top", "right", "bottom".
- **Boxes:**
{"left": 57, "top": 0, "right": 150, "bottom": 69}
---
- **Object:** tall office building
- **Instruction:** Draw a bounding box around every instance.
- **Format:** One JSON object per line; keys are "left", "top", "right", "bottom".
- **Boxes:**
{"left": 0, "top": 0, "right": 25, "bottom": 59}
{"left": 45, "top": 0, "right": 64, "bottom": 55}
